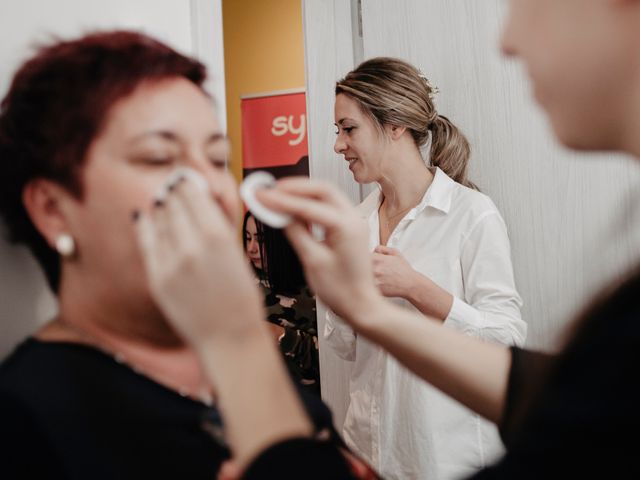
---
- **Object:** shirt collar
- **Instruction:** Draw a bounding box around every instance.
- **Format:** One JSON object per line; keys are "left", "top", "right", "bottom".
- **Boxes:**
{"left": 359, "top": 167, "right": 456, "bottom": 220}
{"left": 413, "top": 167, "right": 455, "bottom": 215}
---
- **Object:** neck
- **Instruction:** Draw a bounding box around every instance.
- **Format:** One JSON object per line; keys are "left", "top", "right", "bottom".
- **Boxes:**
{"left": 625, "top": 89, "right": 640, "bottom": 158}
{"left": 378, "top": 148, "right": 433, "bottom": 211}
{"left": 40, "top": 272, "right": 212, "bottom": 402}
{"left": 57, "top": 270, "right": 183, "bottom": 347}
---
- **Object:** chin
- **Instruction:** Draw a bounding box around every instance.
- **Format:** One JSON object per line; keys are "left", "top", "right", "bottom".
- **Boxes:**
{"left": 352, "top": 171, "right": 374, "bottom": 185}
{"left": 553, "top": 121, "right": 614, "bottom": 153}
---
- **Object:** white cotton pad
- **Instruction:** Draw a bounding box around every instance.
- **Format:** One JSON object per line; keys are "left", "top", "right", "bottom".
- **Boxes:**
{"left": 239, "top": 171, "right": 292, "bottom": 228}
{"left": 155, "top": 167, "right": 209, "bottom": 201}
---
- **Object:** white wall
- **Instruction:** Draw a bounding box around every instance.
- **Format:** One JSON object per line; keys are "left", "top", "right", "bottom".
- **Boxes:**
{"left": 302, "top": 0, "right": 361, "bottom": 431}
{"left": 0, "top": 0, "right": 225, "bottom": 359}
{"left": 304, "top": 0, "right": 640, "bottom": 430}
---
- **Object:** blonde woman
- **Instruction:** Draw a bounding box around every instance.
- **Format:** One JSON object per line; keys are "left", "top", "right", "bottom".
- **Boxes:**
{"left": 327, "top": 57, "right": 526, "bottom": 479}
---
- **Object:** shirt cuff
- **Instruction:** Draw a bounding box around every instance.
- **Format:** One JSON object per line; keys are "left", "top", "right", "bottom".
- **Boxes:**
{"left": 443, "top": 296, "right": 482, "bottom": 333}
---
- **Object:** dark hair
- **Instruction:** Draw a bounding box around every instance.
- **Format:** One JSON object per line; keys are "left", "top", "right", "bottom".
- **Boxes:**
{"left": 243, "top": 210, "right": 265, "bottom": 278}
{"left": 242, "top": 211, "right": 306, "bottom": 295}
{"left": 336, "top": 57, "right": 477, "bottom": 190}
{"left": 0, "top": 30, "right": 207, "bottom": 292}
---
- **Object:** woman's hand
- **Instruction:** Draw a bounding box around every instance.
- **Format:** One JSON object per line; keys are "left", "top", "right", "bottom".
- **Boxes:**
{"left": 372, "top": 245, "right": 417, "bottom": 299}
{"left": 134, "top": 177, "right": 264, "bottom": 350}
{"left": 257, "top": 178, "right": 383, "bottom": 326}
{"left": 135, "top": 176, "right": 313, "bottom": 469}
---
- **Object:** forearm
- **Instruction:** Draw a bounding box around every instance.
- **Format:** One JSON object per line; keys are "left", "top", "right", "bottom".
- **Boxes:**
{"left": 195, "top": 323, "right": 312, "bottom": 469}
{"left": 404, "top": 270, "right": 454, "bottom": 322}
{"left": 350, "top": 296, "right": 511, "bottom": 423}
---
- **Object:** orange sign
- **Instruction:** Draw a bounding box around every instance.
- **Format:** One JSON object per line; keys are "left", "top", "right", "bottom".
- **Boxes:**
{"left": 241, "top": 90, "right": 308, "bottom": 178}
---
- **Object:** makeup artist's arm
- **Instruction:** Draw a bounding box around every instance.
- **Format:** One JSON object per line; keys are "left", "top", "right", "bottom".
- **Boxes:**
{"left": 259, "top": 178, "right": 512, "bottom": 424}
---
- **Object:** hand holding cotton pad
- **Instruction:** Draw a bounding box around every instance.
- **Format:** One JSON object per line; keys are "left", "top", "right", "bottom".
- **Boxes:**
{"left": 240, "top": 171, "right": 292, "bottom": 228}
{"left": 155, "top": 167, "right": 209, "bottom": 201}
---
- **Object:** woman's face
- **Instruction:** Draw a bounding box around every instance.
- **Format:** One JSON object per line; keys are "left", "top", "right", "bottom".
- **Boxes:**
{"left": 501, "top": 0, "right": 636, "bottom": 151}
{"left": 244, "top": 215, "right": 263, "bottom": 270}
{"left": 63, "top": 77, "right": 238, "bottom": 310}
{"left": 334, "top": 93, "right": 387, "bottom": 184}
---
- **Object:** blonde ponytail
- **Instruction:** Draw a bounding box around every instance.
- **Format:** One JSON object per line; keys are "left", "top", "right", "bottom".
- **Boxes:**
{"left": 430, "top": 114, "right": 477, "bottom": 190}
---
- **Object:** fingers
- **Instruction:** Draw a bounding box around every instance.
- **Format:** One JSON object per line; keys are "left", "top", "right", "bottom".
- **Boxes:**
{"left": 255, "top": 177, "right": 358, "bottom": 230}
{"left": 217, "top": 461, "right": 241, "bottom": 480}
{"left": 283, "top": 220, "right": 329, "bottom": 268}
{"left": 274, "top": 177, "right": 353, "bottom": 210}
{"left": 170, "top": 176, "right": 236, "bottom": 243}
{"left": 258, "top": 187, "right": 349, "bottom": 232}
{"left": 374, "top": 245, "right": 400, "bottom": 256}
{"left": 161, "top": 185, "right": 199, "bottom": 251}
{"left": 133, "top": 208, "right": 165, "bottom": 285}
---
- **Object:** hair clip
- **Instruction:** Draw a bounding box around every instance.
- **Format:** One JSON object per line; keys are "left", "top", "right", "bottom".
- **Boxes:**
{"left": 418, "top": 72, "right": 440, "bottom": 100}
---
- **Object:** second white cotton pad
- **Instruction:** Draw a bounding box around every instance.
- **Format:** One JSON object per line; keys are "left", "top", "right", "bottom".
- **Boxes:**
{"left": 240, "top": 171, "right": 292, "bottom": 228}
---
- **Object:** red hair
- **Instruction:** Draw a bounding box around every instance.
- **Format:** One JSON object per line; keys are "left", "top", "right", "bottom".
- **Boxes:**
{"left": 0, "top": 30, "right": 207, "bottom": 291}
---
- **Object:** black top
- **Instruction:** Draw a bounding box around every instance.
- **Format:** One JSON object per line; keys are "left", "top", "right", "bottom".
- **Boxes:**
{"left": 0, "top": 338, "right": 339, "bottom": 479}
{"left": 242, "top": 273, "right": 640, "bottom": 479}
{"left": 261, "top": 280, "right": 320, "bottom": 396}
{"left": 471, "top": 273, "right": 640, "bottom": 479}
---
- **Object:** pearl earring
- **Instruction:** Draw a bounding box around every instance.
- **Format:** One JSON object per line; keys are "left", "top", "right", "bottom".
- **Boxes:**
{"left": 55, "top": 233, "right": 76, "bottom": 258}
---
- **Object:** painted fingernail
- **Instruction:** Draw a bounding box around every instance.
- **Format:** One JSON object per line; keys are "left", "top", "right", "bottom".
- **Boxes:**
{"left": 131, "top": 210, "right": 140, "bottom": 221}
{"left": 169, "top": 175, "right": 186, "bottom": 191}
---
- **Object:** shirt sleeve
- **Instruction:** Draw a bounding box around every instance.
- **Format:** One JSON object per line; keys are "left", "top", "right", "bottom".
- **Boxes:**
{"left": 469, "top": 303, "right": 640, "bottom": 479}
{"left": 444, "top": 211, "right": 527, "bottom": 346}
{"left": 324, "top": 310, "right": 357, "bottom": 361}
{"left": 499, "top": 347, "right": 556, "bottom": 446}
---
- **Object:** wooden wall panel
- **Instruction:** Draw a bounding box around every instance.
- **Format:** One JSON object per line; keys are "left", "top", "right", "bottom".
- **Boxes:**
{"left": 360, "top": 0, "right": 640, "bottom": 349}
{"left": 302, "top": 0, "right": 361, "bottom": 429}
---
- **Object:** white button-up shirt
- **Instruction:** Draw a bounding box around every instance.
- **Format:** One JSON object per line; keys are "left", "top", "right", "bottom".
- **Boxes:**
{"left": 325, "top": 168, "right": 526, "bottom": 480}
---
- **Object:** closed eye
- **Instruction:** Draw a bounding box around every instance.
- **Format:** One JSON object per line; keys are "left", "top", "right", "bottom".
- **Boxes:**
{"left": 209, "top": 158, "right": 228, "bottom": 169}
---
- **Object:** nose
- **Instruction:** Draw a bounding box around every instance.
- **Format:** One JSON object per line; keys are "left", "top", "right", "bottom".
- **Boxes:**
{"left": 248, "top": 237, "right": 258, "bottom": 254}
{"left": 500, "top": 33, "right": 515, "bottom": 58}
{"left": 499, "top": 10, "right": 517, "bottom": 58}
{"left": 334, "top": 134, "right": 347, "bottom": 155}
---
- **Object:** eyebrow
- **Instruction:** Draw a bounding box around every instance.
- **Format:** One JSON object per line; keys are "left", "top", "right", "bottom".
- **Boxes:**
{"left": 129, "top": 130, "right": 227, "bottom": 145}
{"left": 335, "top": 118, "right": 355, "bottom": 126}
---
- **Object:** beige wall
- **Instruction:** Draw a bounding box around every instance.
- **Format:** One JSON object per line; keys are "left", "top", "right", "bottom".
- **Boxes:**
{"left": 222, "top": 0, "right": 306, "bottom": 183}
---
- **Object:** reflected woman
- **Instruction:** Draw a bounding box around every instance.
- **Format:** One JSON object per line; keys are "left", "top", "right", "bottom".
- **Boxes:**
{"left": 243, "top": 210, "right": 320, "bottom": 396}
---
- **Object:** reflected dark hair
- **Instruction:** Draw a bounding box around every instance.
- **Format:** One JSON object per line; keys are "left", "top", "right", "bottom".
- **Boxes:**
{"left": 0, "top": 30, "right": 207, "bottom": 292}
{"left": 242, "top": 211, "right": 306, "bottom": 294}
{"left": 243, "top": 210, "right": 265, "bottom": 278}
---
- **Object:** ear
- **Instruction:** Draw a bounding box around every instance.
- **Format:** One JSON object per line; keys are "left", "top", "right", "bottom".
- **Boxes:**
{"left": 22, "top": 179, "right": 75, "bottom": 249}
{"left": 385, "top": 124, "right": 407, "bottom": 141}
